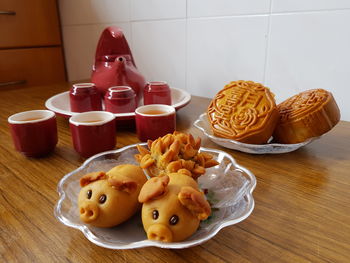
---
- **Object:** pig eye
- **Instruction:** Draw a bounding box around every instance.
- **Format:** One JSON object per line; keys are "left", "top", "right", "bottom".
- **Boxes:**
{"left": 99, "top": 194, "right": 107, "bottom": 204}
{"left": 87, "top": 190, "right": 92, "bottom": 199}
{"left": 169, "top": 215, "right": 179, "bottom": 225}
{"left": 152, "top": 210, "right": 159, "bottom": 220}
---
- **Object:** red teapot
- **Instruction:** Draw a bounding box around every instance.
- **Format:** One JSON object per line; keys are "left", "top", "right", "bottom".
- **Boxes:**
{"left": 91, "top": 26, "right": 146, "bottom": 105}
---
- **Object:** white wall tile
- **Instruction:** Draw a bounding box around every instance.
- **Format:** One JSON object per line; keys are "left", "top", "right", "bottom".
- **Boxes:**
{"left": 59, "top": 0, "right": 129, "bottom": 25}
{"left": 62, "top": 23, "right": 131, "bottom": 81}
{"left": 272, "top": 0, "right": 350, "bottom": 13}
{"left": 131, "top": 0, "right": 186, "bottom": 21}
{"left": 187, "top": 16, "right": 269, "bottom": 98}
{"left": 188, "top": 0, "right": 271, "bottom": 17}
{"left": 265, "top": 11, "right": 350, "bottom": 121}
{"left": 59, "top": 0, "right": 92, "bottom": 25}
{"left": 90, "top": 0, "right": 130, "bottom": 23}
{"left": 131, "top": 20, "right": 186, "bottom": 90}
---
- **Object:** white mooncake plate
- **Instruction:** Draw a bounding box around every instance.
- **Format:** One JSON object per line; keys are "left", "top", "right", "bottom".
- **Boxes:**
{"left": 194, "top": 113, "right": 317, "bottom": 154}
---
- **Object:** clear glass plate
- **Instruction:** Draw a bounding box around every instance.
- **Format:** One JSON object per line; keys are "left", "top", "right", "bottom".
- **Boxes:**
{"left": 194, "top": 113, "right": 317, "bottom": 154}
{"left": 54, "top": 143, "right": 256, "bottom": 249}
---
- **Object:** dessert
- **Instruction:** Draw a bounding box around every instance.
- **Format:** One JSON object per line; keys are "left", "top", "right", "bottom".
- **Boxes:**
{"left": 207, "top": 80, "right": 280, "bottom": 144}
{"left": 134, "top": 131, "right": 219, "bottom": 179}
{"left": 134, "top": 132, "right": 217, "bottom": 242}
{"left": 138, "top": 172, "right": 211, "bottom": 242}
{"left": 78, "top": 164, "right": 147, "bottom": 227}
{"left": 273, "top": 89, "right": 340, "bottom": 144}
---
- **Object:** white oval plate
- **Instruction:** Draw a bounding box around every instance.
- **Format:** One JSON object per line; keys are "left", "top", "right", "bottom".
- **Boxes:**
{"left": 45, "top": 88, "right": 191, "bottom": 120}
{"left": 54, "top": 143, "right": 256, "bottom": 249}
{"left": 194, "top": 113, "right": 317, "bottom": 154}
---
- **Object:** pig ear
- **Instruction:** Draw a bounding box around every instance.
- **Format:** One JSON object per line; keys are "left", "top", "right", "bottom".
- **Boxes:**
{"left": 178, "top": 186, "right": 211, "bottom": 220}
{"left": 80, "top": 171, "right": 107, "bottom": 187}
{"left": 108, "top": 178, "right": 138, "bottom": 194}
{"left": 138, "top": 175, "right": 169, "bottom": 203}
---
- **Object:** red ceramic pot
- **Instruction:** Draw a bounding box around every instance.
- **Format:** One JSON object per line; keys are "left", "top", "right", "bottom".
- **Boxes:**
{"left": 91, "top": 26, "right": 146, "bottom": 104}
{"left": 69, "top": 83, "right": 102, "bottom": 112}
{"left": 104, "top": 86, "right": 137, "bottom": 113}
{"left": 8, "top": 110, "right": 58, "bottom": 157}
{"left": 143, "top": 81, "right": 172, "bottom": 105}
{"left": 135, "top": 104, "right": 176, "bottom": 142}
{"left": 69, "top": 111, "right": 116, "bottom": 158}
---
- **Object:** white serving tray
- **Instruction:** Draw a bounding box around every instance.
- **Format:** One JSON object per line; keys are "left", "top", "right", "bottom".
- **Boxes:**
{"left": 45, "top": 88, "right": 191, "bottom": 120}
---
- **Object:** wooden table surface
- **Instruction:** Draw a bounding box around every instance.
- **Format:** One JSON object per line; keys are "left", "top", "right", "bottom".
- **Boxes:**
{"left": 0, "top": 83, "right": 349, "bottom": 263}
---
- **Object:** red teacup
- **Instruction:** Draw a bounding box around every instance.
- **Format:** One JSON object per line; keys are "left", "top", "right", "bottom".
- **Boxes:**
{"left": 8, "top": 110, "right": 58, "bottom": 157}
{"left": 69, "top": 111, "right": 116, "bottom": 158}
{"left": 69, "top": 83, "right": 102, "bottom": 112}
{"left": 135, "top": 104, "right": 176, "bottom": 142}
{"left": 143, "top": 81, "right": 172, "bottom": 105}
{"left": 104, "top": 86, "right": 137, "bottom": 113}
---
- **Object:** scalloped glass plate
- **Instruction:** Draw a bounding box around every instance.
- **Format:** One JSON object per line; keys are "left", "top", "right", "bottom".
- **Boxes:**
{"left": 54, "top": 143, "right": 256, "bottom": 249}
{"left": 45, "top": 87, "right": 191, "bottom": 120}
{"left": 194, "top": 113, "right": 317, "bottom": 154}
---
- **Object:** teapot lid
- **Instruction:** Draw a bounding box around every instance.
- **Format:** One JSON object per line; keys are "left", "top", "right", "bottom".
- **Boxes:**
{"left": 94, "top": 26, "right": 136, "bottom": 67}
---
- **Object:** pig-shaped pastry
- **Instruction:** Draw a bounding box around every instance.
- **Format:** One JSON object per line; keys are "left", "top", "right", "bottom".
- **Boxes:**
{"left": 78, "top": 164, "right": 147, "bottom": 227}
{"left": 138, "top": 172, "right": 211, "bottom": 242}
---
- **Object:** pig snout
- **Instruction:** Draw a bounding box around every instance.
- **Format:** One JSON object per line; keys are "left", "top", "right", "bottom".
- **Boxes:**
{"left": 79, "top": 201, "right": 99, "bottom": 223}
{"left": 147, "top": 224, "right": 173, "bottom": 242}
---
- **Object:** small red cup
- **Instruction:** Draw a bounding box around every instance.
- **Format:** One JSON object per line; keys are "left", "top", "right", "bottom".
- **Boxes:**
{"left": 69, "top": 111, "right": 116, "bottom": 158}
{"left": 69, "top": 83, "right": 102, "bottom": 112}
{"left": 8, "top": 110, "right": 58, "bottom": 157}
{"left": 104, "top": 86, "right": 137, "bottom": 113}
{"left": 135, "top": 104, "right": 176, "bottom": 142}
{"left": 143, "top": 81, "right": 172, "bottom": 105}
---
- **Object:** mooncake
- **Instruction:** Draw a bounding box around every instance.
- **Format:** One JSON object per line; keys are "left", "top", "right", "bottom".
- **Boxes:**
{"left": 273, "top": 89, "right": 340, "bottom": 144}
{"left": 207, "top": 80, "right": 280, "bottom": 144}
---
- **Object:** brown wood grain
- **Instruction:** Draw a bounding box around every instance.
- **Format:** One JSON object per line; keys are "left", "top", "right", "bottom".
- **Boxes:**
{"left": 0, "top": 47, "right": 66, "bottom": 87}
{"left": 0, "top": 83, "right": 349, "bottom": 262}
{"left": 0, "top": 0, "right": 61, "bottom": 49}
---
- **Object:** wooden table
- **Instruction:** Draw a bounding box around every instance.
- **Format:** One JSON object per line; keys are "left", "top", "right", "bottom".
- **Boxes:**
{"left": 1, "top": 83, "right": 349, "bottom": 263}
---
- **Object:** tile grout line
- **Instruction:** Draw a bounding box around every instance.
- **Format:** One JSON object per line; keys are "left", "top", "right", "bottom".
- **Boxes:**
{"left": 60, "top": 7, "right": 350, "bottom": 27}
{"left": 263, "top": 0, "right": 273, "bottom": 85}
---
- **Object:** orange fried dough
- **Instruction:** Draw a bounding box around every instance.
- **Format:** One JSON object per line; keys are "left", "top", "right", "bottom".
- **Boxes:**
{"left": 135, "top": 131, "right": 219, "bottom": 179}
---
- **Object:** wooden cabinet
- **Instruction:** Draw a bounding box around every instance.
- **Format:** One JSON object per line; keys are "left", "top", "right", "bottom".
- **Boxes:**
{"left": 0, "top": 0, "right": 66, "bottom": 88}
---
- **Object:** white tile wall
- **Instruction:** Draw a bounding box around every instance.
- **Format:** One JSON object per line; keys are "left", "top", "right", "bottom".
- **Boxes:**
{"left": 187, "top": 16, "right": 268, "bottom": 97}
{"left": 131, "top": 0, "right": 186, "bottom": 21}
{"left": 265, "top": 10, "right": 350, "bottom": 121}
{"left": 132, "top": 20, "right": 186, "bottom": 90}
{"left": 188, "top": 0, "right": 271, "bottom": 17}
{"left": 59, "top": 0, "right": 94, "bottom": 25}
{"left": 91, "top": 0, "right": 130, "bottom": 23}
{"left": 58, "top": 0, "right": 350, "bottom": 121}
{"left": 272, "top": 0, "right": 350, "bottom": 13}
{"left": 59, "top": 0, "right": 130, "bottom": 25}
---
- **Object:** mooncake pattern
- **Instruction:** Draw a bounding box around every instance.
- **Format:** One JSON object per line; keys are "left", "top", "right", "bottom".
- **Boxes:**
{"left": 273, "top": 89, "right": 340, "bottom": 143}
{"left": 207, "top": 80, "right": 279, "bottom": 144}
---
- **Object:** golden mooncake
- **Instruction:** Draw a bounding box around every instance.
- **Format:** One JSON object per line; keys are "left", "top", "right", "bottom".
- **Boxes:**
{"left": 207, "top": 80, "right": 280, "bottom": 144}
{"left": 273, "top": 89, "right": 340, "bottom": 144}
